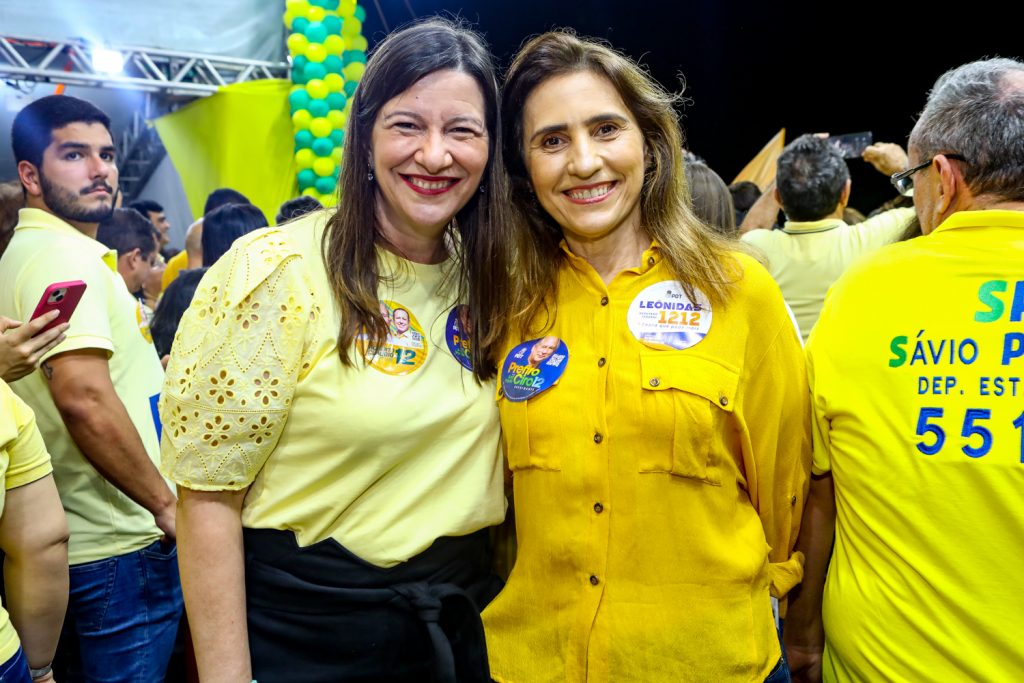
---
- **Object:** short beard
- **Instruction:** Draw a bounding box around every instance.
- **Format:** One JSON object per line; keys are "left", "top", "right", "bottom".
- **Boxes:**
{"left": 39, "top": 171, "right": 114, "bottom": 224}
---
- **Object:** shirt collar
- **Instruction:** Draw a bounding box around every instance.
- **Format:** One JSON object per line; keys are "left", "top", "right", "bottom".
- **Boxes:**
{"left": 931, "top": 209, "right": 1024, "bottom": 235}
{"left": 15, "top": 207, "right": 117, "bottom": 272}
{"left": 781, "top": 217, "right": 847, "bottom": 234}
{"left": 558, "top": 238, "right": 663, "bottom": 276}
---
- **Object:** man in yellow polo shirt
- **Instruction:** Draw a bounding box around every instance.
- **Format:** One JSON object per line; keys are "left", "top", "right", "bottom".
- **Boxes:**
{"left": 785, "top": 58, "right": 1024, "bottom": 681}
{"left": 740, "top": 135, "right": 914, "bottom": 341}
{"left": 0, "top": 95, "right": 182, "bottom": 681}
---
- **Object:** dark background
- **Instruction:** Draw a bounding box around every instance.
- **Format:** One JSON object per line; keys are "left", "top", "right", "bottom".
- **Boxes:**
{"left": 361, "top": 0, "right": 1022, "bottom": 212}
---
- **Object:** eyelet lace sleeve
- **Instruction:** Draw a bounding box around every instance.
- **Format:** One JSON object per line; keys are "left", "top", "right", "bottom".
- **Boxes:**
{"left": 159, "top": 229, "right": 320, "bottom": 491}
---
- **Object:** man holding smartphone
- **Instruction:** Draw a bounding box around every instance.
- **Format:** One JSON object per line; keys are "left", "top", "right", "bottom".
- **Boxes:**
{"left": 0, "top": 95, "right": 182, "bottom": 682}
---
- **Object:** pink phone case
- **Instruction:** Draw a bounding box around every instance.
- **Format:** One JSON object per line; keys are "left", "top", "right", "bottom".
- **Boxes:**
{"left": 30, "top": 280, "right": 87, "bottom": 334}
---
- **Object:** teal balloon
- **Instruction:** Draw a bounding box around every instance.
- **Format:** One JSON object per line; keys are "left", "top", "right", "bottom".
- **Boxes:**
{"left": 323, "top": 0, "right": 340, "bottom": 10}
{"left": 323, "top": 15, "right": 342, "bottom": 34}
{"left": 303, "top": 62, "right": 327, "bottom": 81}
{"left": 308, "top": 98, "right": 330, "bottom": 118}
{"left": 288, "top": 89, "right": 311, "bottom": 111}
{"left": 331, "top": 166, "right": 340, "bottom": 179}
{"left": 354, "top": 6, "right": 366, "bottom": 22}
{"left": 309, "top": 0, "right": 330, "bottom": 7}
{"left": 292, "top": 54, "right": 309, "bottom": 71}
{"left": 294, "top": 130, "right": 314, "bottom": 149}
{"left": 343, "top": 80, "right": 358, "bottom": 97}
{"left": 291, "top": 66, "right": 308, "bottom": 85}
{"left": 292, "top": 17, "right": 310, "bottom": 34}
{"left": 312, "top": 137, "right": 334, "bottom": 157}
{"left": 297, "top": 169, "right": 317, "bottom": 191}
{"left": 326, "top": 92, "right": 347, "bottom": 110}
{"left": 315, "top": 176, "right": 337, "bottom": 194}
{"left": 323, "top": 55, "right": 343, "bottom": 74}
{"left": 304, "top": 21, "right": 328, "bottom": 44}
{"left": 330, "top": 129, "right": 345, "bottom": 146}
{"left": 342, "top": 50, "right": 367, "bottom": 66}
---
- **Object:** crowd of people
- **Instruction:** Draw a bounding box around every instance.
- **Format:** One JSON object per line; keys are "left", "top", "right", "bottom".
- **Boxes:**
{"left": 0, "top": 15, "right": 1021, "bottom": 683}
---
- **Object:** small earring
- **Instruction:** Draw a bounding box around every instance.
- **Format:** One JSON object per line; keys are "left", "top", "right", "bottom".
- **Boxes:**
{"left": 368, "top": 169, "right": 374, "bottom": 182}
{"left": 479, "top": 177, "right": 486, "bottom": 194}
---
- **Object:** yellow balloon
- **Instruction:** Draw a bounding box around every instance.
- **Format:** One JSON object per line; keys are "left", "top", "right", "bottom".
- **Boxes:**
{"left": 341, "top": 18, "right": 362, "bottom": 37}
{"left": 343, "top": 98, "right": 353, "bottom": 116}
{"left": 301, "top": 187, "right": 319, "bottom": 197}
{"left": 324, "top": 35, "right": 345, "bottom": 56}
{"left": 295, "top": 149, "right": 315, "bottom": 169}
{"left": 292, "top": 109, "right": 312, "bottom": 130}
{"left": 286, "top": 0, "right": 310, "bottom": 13}
{"left": 305, "top": 78, "right": 329, "bottom": 100}
{"left": 290, "top": 84, "right": 305, "bottom": 95}
{"left": 307, "top": 6, "right": 326, "bottom": 22}
{"left": 349, "top": 36, "right": 368, "bottom": 52}
{"left": 342, "top": 62, "right": 365, "bottom": 81}
{"left": 324, "top": 73, "right": 344, "bottom": 93}
{"left": 283, "top": 10, "right": 297, "bottom": 28}
{"left": 287, "top": 33, "right": 309, "bottom": 57}
{"left": 305, "top": 43, "right": 327, "bottom": 64}
{"left": 313, "top": 157, "right": 336, "bottom": 177}
{"left": 310, "top": 117, "right": 333, "bottom": 139}
{"left": 327, "top": 110, "right": 346, "bottom": 129}
{"left": 331, "top": 147, "right": 344, "bottom": 164}
{"left": 319, "top": 192, "right": 337, "bottom": 207}
{"left": 338, "top": 0, "right": 357, "bottom": 17}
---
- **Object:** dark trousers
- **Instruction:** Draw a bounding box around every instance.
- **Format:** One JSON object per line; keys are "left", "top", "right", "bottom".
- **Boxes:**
{"left": 244, "top": 528, "right": 502, "bottom": 683}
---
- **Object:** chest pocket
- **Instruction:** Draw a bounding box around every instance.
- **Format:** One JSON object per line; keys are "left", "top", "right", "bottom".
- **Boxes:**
{"left": 637, "top": 352, "right": 738, "bottom": 485}
{"left": 496, "top": 387, "right": 562, "bottom": 472}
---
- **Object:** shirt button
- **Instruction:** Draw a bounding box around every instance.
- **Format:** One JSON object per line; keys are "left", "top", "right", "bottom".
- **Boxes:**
{"left": 647, "top": 256, "right": 655, "bottom": 266}
{"left": 593, "top": 432, "right": 603, "bottom": 444}
{"left": 600, "top": 296, "right": 609, "bottom": 306}
{"left": 593, "top": 502, "right": 604, "bottom": 513}
{"left": 597, "top": 357, "right": 606, "bottom": 367}
{"left": 791, "top": 495, "right": 797, "bottom": 506}
{"left": 719, "top": 395, "right": 729, "bottom": 407}
{"left": 589, "top": 575, "right": 600, "bottom": 586}
{"left": 649, "top": 377, "right": 660, "bottom": 387}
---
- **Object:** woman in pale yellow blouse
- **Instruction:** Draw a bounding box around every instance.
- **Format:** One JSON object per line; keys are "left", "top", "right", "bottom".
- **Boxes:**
{"left": 159, "top": 19, "right": 514, "bottom": 683}
{"left": 481, "top": 33, "right": 812, "bottom": 683}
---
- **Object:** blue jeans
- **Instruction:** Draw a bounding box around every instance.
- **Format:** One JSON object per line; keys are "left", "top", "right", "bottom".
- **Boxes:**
{"left": 0, "top": 648, "right": 30, "bottom": 683}
{"left": 63, "top": 540, "right": 183, "bottom": 683}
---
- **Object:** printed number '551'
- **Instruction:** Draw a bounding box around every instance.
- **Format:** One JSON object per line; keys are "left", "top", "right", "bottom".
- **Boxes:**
{"left": 915, "top": 407, "right": 999, "bottom": 459}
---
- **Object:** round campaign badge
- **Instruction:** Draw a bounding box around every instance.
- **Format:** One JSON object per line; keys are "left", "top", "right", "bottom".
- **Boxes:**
{"left": 359, "top": 300, "right": 428, "bottom": 375}
{"left": 445, "top": 305, "right": 473, "bottom": 371}
{"left": 627, "top": 281, "right": 712, "bottom": 350}
{"left": 500, "top": 336, "right": 569, "bottom": 402}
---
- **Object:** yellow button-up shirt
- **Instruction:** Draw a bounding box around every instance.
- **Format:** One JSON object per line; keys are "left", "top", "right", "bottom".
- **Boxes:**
{"left": 483, "top": 244, "right": 811, "bottom": 683}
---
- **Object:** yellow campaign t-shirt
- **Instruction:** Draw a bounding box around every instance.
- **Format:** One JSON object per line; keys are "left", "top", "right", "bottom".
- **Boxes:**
{"left": 807, "top": 209, "right": 1024, "bottom": 681}
{"left": 160, "top": 211, "right": 505, "bottom": 567}
{"left": 483, "top": 244, "right": 811, "bottom": 683}
{"left": 0, "top": 209, "right": 165, "bottom": 565}
{"left": 160, "top": 249, "right": 188, "bottom": 293}
{"left": 742, "top": 207, "right": 913, "bottom": 342}
{"left": 0, "top": 380, "right": 54, "bottom": 663}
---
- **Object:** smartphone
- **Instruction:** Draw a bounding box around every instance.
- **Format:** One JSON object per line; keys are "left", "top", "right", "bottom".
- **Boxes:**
{"left": 828, "top": 131, "right": 873, "bottom": 159}
{"left": 30, "top": 280, "right": 87, "bottom": 335}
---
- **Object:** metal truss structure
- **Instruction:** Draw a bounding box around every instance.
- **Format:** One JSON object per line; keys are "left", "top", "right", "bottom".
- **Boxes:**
{"left": 0, "top": 35, "right": 288, "bottom": 200}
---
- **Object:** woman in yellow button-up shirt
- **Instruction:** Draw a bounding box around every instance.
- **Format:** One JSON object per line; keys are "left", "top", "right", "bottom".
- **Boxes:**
{"left": 482, "top": 32, "right": 812, "bottom": 683}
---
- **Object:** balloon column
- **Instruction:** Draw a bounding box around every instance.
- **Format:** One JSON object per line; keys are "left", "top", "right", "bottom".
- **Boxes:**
{"left": 283, "top": 0, "right": 368, "bottom": 206}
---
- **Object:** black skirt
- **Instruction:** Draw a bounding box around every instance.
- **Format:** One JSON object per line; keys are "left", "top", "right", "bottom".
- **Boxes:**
{"left": 243, "top": 527, "right": 502, "bottom": 683}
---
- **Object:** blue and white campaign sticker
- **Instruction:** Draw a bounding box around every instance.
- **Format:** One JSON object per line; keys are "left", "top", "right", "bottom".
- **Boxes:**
{"left": 445, "top": 305, "right": 473, "bottom": 371}
{"left": 627, "top": 281, "right": 712, "bottom": 350}
{"left": 500, "top": 336, "right": 569, "bottom": 402}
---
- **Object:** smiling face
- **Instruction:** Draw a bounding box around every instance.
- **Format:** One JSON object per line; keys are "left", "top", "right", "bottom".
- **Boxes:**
{"left": 393, "top": 308, "right": 410, "bottom": 334}
{"left": 522, "top": 71, "right": 646, "bottom": 248}
{"left": 528, "top": 335, "right": 560, "bottom": 365}
{"left": 370, "top": 69, "right": 489, "bottom": 249}
{"left": 27, "top": 122, "right": 118, "bottom": 227}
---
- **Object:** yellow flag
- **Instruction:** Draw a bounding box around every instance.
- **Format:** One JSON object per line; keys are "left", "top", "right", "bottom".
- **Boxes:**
{"left": 732, "top": 128, "right": 785, "bottom": 190}
{"left": 154, "top": 80, "right": 298, "bottom": 223}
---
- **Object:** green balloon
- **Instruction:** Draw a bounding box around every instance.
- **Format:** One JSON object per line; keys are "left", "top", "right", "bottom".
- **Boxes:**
{"left": 308, "top": 0, "right": 330, "bottom": 7}
{"left": 343, "top": 80, "right": 358, "bottom": 97}
{"left": 323, "top": 15, "right": 342, "bottom": 34}
{"left": 292, "top": 17, "right": 310, "bottom": 34}
{"left": 326, "top": 92, "right": 347, "bottom": 111}
{"left": 288, "top": 89, "right": 311, "bottom": 111}
{"left": 291, "top": 66, "right": 308, "bottom": 85}
{"left": 323, "top": 55, "right": 343, "bottom": 74}
{"left": 297, "top": 168, "right": 317, "bottom": 190}
{"left": 303, "top": 61, "right": 327, "bottom": 81}
{"left": 312, "top": 137, "right": 334, "bottom": 157}
{"left": 304, "top": 21, "right": 328, "bottom": 44}
{"left": 308, "top": 98, "right": 330, "bottom": 118}
{"left": 295, "top": 130, "right": 314, "bottom": 149}
{"left": 315, "top": 176, "right": 337, "bottom": 194}
{"left": 292, "top": 54, "right": 309, "bottom": 72}
{"left": 354, "top": 6, "right": 366, "bottom": 22}
{"left": 323, "top": 0, "right": 340, "bottom": 10}
{"left": 330, "top": 129, "right": 345, "bottom": 146}
{"left": 342, "top": 50, "right": 367, "bottom": 66}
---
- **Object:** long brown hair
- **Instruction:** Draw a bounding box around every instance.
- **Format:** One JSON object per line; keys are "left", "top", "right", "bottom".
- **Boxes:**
{"left": 322, "top": 18, "right": 513, "bottom": 380}
{"left": 500, "top": 31, "right": 740, "bottom": 338}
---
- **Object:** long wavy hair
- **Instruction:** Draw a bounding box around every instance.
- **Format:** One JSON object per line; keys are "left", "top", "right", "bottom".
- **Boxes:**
{"left": 500, "top": 32, "right": 740, "bottom": 338}
{"left": 322, "top": 18, "right": 512, "bottom": 380}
